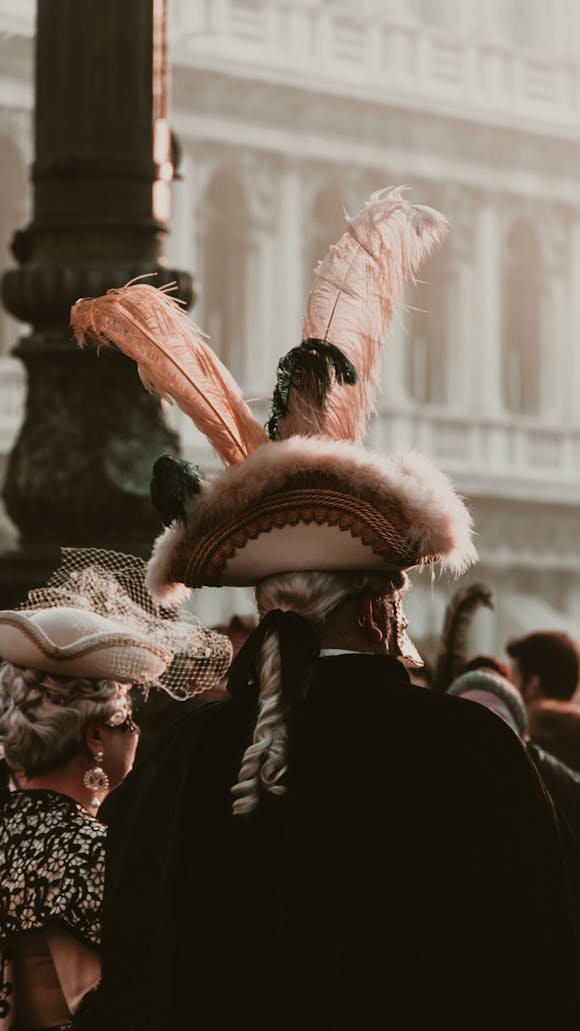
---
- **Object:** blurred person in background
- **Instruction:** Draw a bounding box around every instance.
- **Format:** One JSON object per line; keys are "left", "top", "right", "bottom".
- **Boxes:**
{"left": 463, "top": 653, "right": 511, "bottom": 679}
{"left": 508, "top": 631, "right": 580, "bottom": 773}
{"left": 449, "top": 666, "right": 580, "bottom": 850}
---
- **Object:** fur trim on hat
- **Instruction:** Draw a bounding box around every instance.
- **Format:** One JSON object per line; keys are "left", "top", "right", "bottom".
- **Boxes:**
{"left": 146, "top": 439, "right": 477, "bottom": 600}
{"left": 146, "top": 521, "right": 191, "bottom": 606}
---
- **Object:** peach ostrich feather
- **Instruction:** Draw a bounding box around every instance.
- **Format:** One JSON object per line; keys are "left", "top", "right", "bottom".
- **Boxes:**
{"left": 274, "top": 186, "right": 448, "bottom": 444}
{"left": 71, "top": 280, "right": 267, "bottom": 467}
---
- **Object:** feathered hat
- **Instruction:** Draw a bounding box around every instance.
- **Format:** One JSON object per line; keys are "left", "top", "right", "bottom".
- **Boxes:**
{"left": 71, "top": 187, "right": 476, "bottom": 603}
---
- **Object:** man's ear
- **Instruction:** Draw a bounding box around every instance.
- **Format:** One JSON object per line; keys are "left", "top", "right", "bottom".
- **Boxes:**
{"left": 356, "top": 594, "right": 375, "bottom": 629}
{"left": 358, "top": 594, "right": 385, "bottom": 643}
{"left": 522, "top": 673, "right": 543, "bottom": 704}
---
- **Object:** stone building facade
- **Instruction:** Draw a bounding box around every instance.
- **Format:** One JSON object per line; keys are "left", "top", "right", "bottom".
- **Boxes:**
{"left": 2, "top": 0, "right": 580, "bottom": 655}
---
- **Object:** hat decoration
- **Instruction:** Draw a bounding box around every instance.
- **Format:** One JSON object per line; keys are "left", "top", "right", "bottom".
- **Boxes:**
{"left": 271, "top": 187, "right": 445, "bottom": 445}
{"left": 72, "top": 276, "right": 267, "bottom": 466}
{"left": 71, "top": 187, "right": 476, "bottom": 602}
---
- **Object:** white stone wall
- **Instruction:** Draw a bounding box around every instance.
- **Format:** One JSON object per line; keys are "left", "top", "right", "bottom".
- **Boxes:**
{"left": 1, "top": 0, "right": 580, "bottom": 657}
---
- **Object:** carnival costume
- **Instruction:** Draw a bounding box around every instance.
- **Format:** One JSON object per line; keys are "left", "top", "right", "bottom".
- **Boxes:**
{"left": 71, "top": 189, "right": 580, "bottom": 1029}
{"left": 0, "top": 550, "right": 231, "bottom": 1029}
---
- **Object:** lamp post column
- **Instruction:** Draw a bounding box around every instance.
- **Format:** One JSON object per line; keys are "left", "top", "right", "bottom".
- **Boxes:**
{"left": 0, "top": 0, "right": 193, "bottom": 606}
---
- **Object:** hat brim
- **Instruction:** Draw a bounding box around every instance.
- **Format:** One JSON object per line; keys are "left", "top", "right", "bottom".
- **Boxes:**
{"left": 146, "top": 438, "right": 476, "bottom": 598}
{"left": 0, "top": 608, "right": 172, "bottom": 682}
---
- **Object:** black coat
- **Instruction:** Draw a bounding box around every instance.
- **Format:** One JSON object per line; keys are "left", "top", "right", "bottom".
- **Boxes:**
{"left": 95, "top": 655, "right": 580, "bottom": 1030}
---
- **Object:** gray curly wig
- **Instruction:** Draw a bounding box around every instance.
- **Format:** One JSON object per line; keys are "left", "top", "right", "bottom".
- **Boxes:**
{"left": 0, "top": 662, "right": 129, "bottom": 778}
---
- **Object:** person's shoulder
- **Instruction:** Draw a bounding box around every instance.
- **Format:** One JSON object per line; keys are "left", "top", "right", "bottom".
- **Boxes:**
{"left": 319, "top": 653, "right": 522, "bottom": 733}
{"left": 1, "top": 788, "right": 105, "bottom": 842}
{"left": 38, "top": 793, "right": 107, "bottom": 867}
{"left": 412, "top": 683, "right": 529, "bottom": 752}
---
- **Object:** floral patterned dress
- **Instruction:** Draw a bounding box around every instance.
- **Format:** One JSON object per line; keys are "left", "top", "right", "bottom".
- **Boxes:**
{"left": 0, "top": 789, "right": 105, "bottom": 1026}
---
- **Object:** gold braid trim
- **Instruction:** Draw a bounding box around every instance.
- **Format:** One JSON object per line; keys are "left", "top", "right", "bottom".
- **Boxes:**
{"left": 184, "top": 488, "right": 418, "bottom": 587}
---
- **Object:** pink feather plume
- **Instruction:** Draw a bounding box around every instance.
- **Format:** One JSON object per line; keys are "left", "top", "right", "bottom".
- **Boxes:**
{"left": 71, "top": 281, "right": 268, "bottom": 466}
{"left": 277, "top": 186, "right": 448, "bottom": 444}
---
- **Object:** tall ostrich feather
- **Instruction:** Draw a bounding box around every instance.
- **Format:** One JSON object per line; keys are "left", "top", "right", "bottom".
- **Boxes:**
{"left": 434, "top": 583, "right": 494, "bottom": 693}
{"left": 274, "top": 186, "right": 448, "bottom": 443}
{"left": 71, "top": 282, "right": 268, "bottom": 466}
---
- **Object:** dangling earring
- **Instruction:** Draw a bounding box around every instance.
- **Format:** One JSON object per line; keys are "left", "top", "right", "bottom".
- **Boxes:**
{"left": 83, "top": 749, "right": 109, "bottom": 809}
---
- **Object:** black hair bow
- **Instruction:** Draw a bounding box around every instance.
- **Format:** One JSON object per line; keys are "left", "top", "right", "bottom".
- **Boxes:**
{"left": 227, "top": 609, "right": 319, "bottom": 708}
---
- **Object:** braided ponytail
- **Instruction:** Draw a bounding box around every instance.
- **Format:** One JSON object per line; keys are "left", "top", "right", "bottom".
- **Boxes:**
{"left": 232, "top": 569, "right": 407, "bottom": 815}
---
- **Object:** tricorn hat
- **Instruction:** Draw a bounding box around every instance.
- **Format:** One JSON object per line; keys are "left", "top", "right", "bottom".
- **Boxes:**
{"left": 71, "top": 188, "right": 476, "bottom": 604}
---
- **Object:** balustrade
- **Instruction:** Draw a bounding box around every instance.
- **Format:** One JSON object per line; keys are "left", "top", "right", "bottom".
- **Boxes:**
{"left": 170, "top": 0, "right": 580, "bottom": 126}
{"left": 3, "top": 1, "right": 578, "bottom": 124}
{"left": 5, "top": 367, "right": 579, "bottom": 496}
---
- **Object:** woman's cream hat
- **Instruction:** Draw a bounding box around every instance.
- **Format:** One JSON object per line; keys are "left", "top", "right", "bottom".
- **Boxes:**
{"left": 0, "top": 607, "right": 171, "bottom": 683}
{"left": 0, "top": 549, "right": 231, "bottom": 694}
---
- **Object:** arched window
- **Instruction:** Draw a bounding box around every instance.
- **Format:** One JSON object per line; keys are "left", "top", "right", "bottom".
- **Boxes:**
{"left": 305, "top": 183, "right": 346, "bottom": 302}
{"left": 202, "top": 168, "right": 250, "bottom": 379}
{"left": 406, "top": 247, "right": 448, "bottom": 405}
{"left": 417, "top": 0, "right": 459, "bottom": 31}
{"left": 502, "top": 221, "right": 542, "bottom": 416}
{"left": 505, "top": 0, "right": 551, "bottom": 51}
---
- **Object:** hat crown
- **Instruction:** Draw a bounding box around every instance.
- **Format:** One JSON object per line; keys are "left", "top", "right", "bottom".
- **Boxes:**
{"left": 26, "top": 607, "right": 132, "bottom": 647}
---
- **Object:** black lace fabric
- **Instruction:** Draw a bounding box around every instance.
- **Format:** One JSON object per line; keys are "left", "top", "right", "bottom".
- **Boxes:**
{"left": 0, "top": 789, "right": 105, "bottom": 1020}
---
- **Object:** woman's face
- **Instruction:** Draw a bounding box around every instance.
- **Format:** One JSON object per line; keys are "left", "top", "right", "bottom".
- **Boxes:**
{"left": 99, "top": 721, "right": 139, "bottom": 790}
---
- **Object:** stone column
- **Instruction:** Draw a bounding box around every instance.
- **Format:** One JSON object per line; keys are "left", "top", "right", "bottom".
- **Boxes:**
{"left": 444, "top": 187, "right": 476, "bottom": 412}
{"left": 166, "top": 149, "right": 195, "bottom": 273}
{"left": 276, "top": 159, "right": 305, "bottom": 358}
{"left": 0, "top": 0, "right": 193, "bottom": 606}
{"left": 240, "top": 155, "right": 277, "bottom": 396}
{"left": 473, "top": 196, "right": 503, "bottom": 417}
{"left": 569, "top": 216, "right": 580, "bottom": 428}
{"left": 539, "top": 216, "right": 567, "bottom": 422}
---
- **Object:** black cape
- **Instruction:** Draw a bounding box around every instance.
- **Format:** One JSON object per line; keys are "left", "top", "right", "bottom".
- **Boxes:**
{"left": 94, "top": 656, "right": 580, "bottom": 1030}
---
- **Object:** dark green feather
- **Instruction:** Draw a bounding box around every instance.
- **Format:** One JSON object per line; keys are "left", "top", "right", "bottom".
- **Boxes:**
{"left": 266, "top": 339, "right": 358, "bottom": 441}
{"left": 150, "top": 454, "right": 203, "bottom": 527}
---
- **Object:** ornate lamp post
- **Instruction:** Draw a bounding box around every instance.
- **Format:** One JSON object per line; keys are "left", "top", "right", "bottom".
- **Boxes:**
{"left": 0, "top": 0, "right": 192, "bottom": 606}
